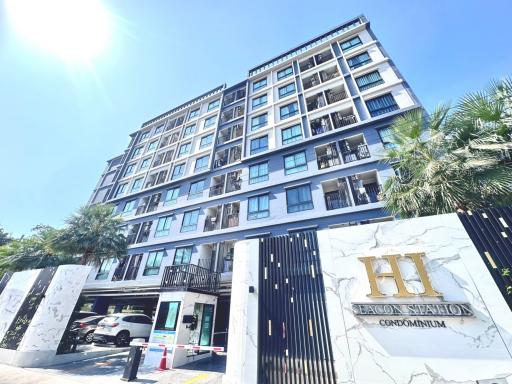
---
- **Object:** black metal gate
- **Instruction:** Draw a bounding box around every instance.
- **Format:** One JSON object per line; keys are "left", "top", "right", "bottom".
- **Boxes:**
{"left": 258, "top": 231, "right": 336, "bottom": 384}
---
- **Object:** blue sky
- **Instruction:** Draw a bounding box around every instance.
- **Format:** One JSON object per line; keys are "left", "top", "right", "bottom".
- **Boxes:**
{"left": 0, "top": 0, "right": 511, "bottom": 236}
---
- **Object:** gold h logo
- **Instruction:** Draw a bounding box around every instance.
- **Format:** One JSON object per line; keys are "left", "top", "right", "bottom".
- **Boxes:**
{"left": 359, "top": 253, "right": 442, "bottom": 298}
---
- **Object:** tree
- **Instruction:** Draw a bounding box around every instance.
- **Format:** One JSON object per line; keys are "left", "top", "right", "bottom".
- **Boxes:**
{"left": 54, "top": 204, "right": 127, "bottom": 265}
{"left": 382, "top": 77, "right": 512, "bottom": 218}
{"left": 0, "top": 227, "right": 12, "bottom": 246}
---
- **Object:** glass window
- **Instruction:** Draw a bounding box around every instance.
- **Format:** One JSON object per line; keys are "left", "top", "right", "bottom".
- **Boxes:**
{"left": 96, "top": 257, "right": 115, "bottom": 280}
{"left": 277, "top": 66, "right": 293, "bottom": 81}
{"left": 340, "top": 36, "right": 362, "bottom": 52}
{"left": 155, "top": 215, "right": 173, "bottom": 237}
{"left": 183, "top": 124, "right": 196, "bottom": 138}
{"left": 280, "top": 102, "right": 299, "bottom": 120}
{"left": 188, "top": 179, "right": 205, "bottom": 199}
{"left": 278, "top": 83, "right": 296, "bottom": 99}
{"left": 171, "top": 163, "right": 185, "bottom": 180}
{"left": 140, "top": 158, "right": 150, "bottom": 170}
{"left": 154, "top": 125, "right": 164, "bottom": 135}
{"left": 286, "top": 185, "right": 314, "bottom": 213}
{"left": 139, "top": 131, "right": 150, "bottom": 142}
{"left": 181, "top": 209, "right": 200, "bottom": 232}
{"left": 195, "top": 155, "right": 209, "bottom": 172}
{"left": 251, "top": 113, "right": 268, "bottom": 131}
{"left": 115, "top": 183, "right": 127, "bottom": 197}
{"left": 284, "top": 151, "right": 307, "bottom": 175}
{"left": 208, "top": 99, "right": 220, "bottom": 111}
{"left": 248, "top": 194, "right": 270, "bottom": 220}
{"left": 281, "top": 124, "right": 302, "bottom": 145}
{"left": 347, "top": 52, "right": 372, "bottom": 69}
{"left": 124, "top": 164, "right": 135, "bottom": 176}
{"left": 378, "top": 127, "right": 396, "bottom": 149}
{"left": 366, "top": 93, "right": 399, "bottom": 117}
{"left": 204, "top": 115, "right": 217, "bottom": 128}
{"left": 188, "top": 108, "right": 200, "bottom": 121}
{"left": 252, "top": 94, "right": 268, "bottom": 109}
{"left": 249, "top": 162, "right": 269, "bottom": 184}
{"left": 131, "top": 147, "right": 143, "bottom": 159}
{"left": 155, "top": 301, "right": 181, "bottom": 331}
{"left": 199, "top": 134, "right": 213, "bottom": 149}
{"left": 174, "top": 246, "right": 192, "bottom": 265}
{"left": 123, "top": 199, "right": 137, "bottom": 214}
{"left": 356, "top": 71, "right": 384, "bottom": 91}
{"left": 131, "top": 178, "right": 143, "bottom": 192}
{"left": 178, "top": 143, "right": 191, "bottom": 157}
{"left": 250, "top": 135, "right": 268, "bottom": 155}
{"left": 164, "top": 187, "right": 180, "bottom": 205}
{"left": 253, "top": 78, "right": 267, "bottom": 91}
{"left": 147, "top": 140, "right": 158, "bottom": 151}
{"left": 143, "top": 250, "right": 165, "bottom": 276}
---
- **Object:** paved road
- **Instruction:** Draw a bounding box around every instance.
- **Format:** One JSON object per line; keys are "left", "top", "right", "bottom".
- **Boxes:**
{"left": 0, "top": 352, "right": 225, "bottom": 384}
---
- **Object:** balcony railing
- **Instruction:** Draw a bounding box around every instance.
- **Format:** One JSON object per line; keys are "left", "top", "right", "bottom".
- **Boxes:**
{"left": 353, "top": 183, "right": 382, "bottom": 205}
{"left": 325, "top": 190, "right": 351, "bottom": 210}
{"left": 307, "top": 95, "right": 327, "bottom": 111}
{"left": 320, "top": 70, "right": 340, "bottom": 82}
{"left": 332, "top": 114, "right": 357, "bottom": 129}
{"left": 315, "top": 51, "right": 334, "bottom": 65}
{"left": 204, "top": 216, "right": 220, "bottom": 232}
{"left": 341, "top": 144, "right": 371, "bottom": 163}
{"left": 161, "top": 264, "right": 220, "bottom": 294}
{"left": 317, "top": 153, "right": 342, "bottom": 169}
{"left": 214, "top": 158, "right": 227, "bottom": 168}
{"left": 209, "top": 184, "right": 224, "bottom": 197}
{"left": 326, "top": 89, "right": 347, "bottom": 104}
{"left": 226, "top": 178, "right": 241, "bottom": 193}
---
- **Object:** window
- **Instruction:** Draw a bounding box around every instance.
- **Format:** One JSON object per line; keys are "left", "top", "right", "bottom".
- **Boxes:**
{"left": 248, "top": 194, "right": 270, "bottom": 220}
{"left": 147, "top": 140, "right": 158, "bottom": 151}
{"left": 175, "top": 115, "right": 185, "bottom": 126}
{"left": 195, "top": 155, "right": 209, "bottom": 172}
{"left": 203, "top": 115, "right": 217, "bottom": 128}
{"left": 199, "top": 134, "right": 213, "bottom": 149}
{"left": 252, "top": 94, "right": 267, "bottom": 110}
{"left": 154, "top": 125, "right": 164, "bottom": 135}
{"left": 131, "top": 178, "right": 143, "bottom": 192}
{"left": 340, "top": 36, "right": 362, "bottom": 52}
{"left": 140, "top": 158, "right": 150, "bottom": 170}
{"left": 188, "top": 108, "right": 200, "bottom": 121}
{"left": 366, "top": 93, "right": 399, "bottom": 117}
{"left": 250, "top": 135, "right": 268, "bottom": 155}
{"left": 286, "top": 185, "right": 314, "bottom": 213}
{"left": 143, "top": 250, "right": 165, "bottom": 276}
{"left": 280, "top": 102, "right": 299, "bottom": 120}
{"left": 188, "top": 179, "right": 205, "bottom": 199}
{"left": 253, "top": 78, "right": 267, "bottom": 91}
{"left": 178, "top": 143, "right": 191, "bottom": 157}
{"left": 356, "top": 71, "right": 384, "bottom": 91}
{"left": 347, "top": 52, "right": 372, "bottom": 69}
{"left": 96, "top": 258, "right": 115, "bottom": 280}
{"left": 155, "top": 301, "right": 181, "bottom": 331}
{"left": 281, "top": 124, "right": 302, "bottom": 145}
{"left": 131, "top": 147, "right": 143, "bottom": 159}
{"left": 123, "top": 199, "right": 137, "bottom": 214}
{"left": 284, "top": 151, "right": 307, "bottom": 175}
{"left": 171, "top": 163, "right": 185, "bottom": 180}
{"left": 251, "top": 113, "right": 268, "bottom": 131}
{"left": 124, "top": 164, "right": 135, "bottom": 176}
{"left": 277, "top": 66, "right": 293, "bottom": 81}
{"left": 183, "top": 124, "right": 196, "bottom": 138}
{"left": 208, "top": 99, "right": 220, "bottom": 111}
{"left": 139, "top": 131, "right": 150, "bottom": 142}
{"left": 378, "top": 127, "right": 396, "bottom": 149}
{"left": 164, "top": 187, "right": 180, "bottom": 205}
{"left": 249, "top": 162, "right": 269, "bottom": 184}
{"left": 147, "top": 193, "right": 161, "bottom": 212}
{"left": 155, "top": 215, "right": 173, "bottom": 237}
{"left": 115, "top": 183, "right": 127, "bottom": 197}
{"left": 173, "top": 246, "right": 192, "bottom": 265}
{"left": 136, "top": 221, "right": 153, "bottom": 243}
{"left": 181, "top": 209, "right": 200, "bottom": 232}
{"left": 278, "top": 83, "right": 296, "bottom": 99}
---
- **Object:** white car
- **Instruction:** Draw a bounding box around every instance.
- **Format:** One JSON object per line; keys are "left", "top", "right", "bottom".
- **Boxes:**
{"left": 92, "top": 313, "right": 153, "bottom": 346}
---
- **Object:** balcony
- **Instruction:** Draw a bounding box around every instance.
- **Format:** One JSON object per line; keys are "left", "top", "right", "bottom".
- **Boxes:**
{"left": 322, "top": 178, "right": 352, "bottom": 211}
{"left": 217, "top": 123, "right": 243, "bottom": 144}
{"left": 325, "top": 87, "right": 347, "bottom": 104}
{"left": 299, "top": 57, "right": 315, "bottom": 72}
{"left": 331, "top": 112, "right": 357, "bottom": 129}
{"left": 310, "top": 115, "right": 333, "bottom": 136}
{"left": 316, "top": 143, "right": 341, "bottom": 170}
{"left": 225, "top": 171, "right": 242, "bottom": 193}
{"left": 306, "top": 93, "right": 327, "bottom": 112}
{"left": 315, "top": 50, "right": 334, "bottom": 65}
{"left": 209, "top": 184, "right": 224, "bottom": 197}
{"left": 204, "top": 205, "right": 221, "bottom": 232}
{"left": 161, "top": 264, "right": 220, "bottom": 294}
{"left": 341, "top": 143, "right": 370, "bottom": 163}
{"left": 214, "top": 145, "right": 242, "bottom": 169}
{"left": 350, "top": 172, "right": 382, "bottom": 205}
{"left": 319, "top": 67, "right": 340, "bottom": 82}
{"left": 302, "top": 73, "right": 320, "bottom": 90}
{"left": 222, "top": 202, "right": 240, "bottom": 229}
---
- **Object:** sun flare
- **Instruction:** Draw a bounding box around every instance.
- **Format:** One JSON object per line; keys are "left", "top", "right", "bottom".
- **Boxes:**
{"left": 5, "top": 0, "right": 111, "bottom": 63}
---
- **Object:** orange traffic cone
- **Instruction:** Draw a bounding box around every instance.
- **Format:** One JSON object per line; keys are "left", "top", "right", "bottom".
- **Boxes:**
{"left": 158, "top": 347, "right": 168, "bottom": 371}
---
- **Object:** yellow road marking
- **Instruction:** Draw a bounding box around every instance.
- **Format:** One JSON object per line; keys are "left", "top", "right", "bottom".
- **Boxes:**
{"left": 184, "top": 373, "right": 211, "bottom": 384}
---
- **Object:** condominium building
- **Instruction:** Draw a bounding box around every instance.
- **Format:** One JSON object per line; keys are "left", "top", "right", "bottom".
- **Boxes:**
{"left": 83, "top": 15, "right": 420, "bottom": 348}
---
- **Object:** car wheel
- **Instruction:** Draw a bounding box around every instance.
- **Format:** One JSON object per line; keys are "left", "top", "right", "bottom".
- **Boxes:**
{"left": 115, "top": 331, "right": 130, "bottom": 347}
{"left": 84, "top": 332, "right": 94, "bottom": 344}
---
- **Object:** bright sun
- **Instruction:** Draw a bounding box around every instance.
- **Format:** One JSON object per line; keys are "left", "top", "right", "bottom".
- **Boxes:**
{"left": 5, "top": 0, "right": 111, "bottom": 63}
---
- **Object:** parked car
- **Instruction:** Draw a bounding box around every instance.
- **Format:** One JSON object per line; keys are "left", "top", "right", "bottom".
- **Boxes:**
{"left": 93, "top": 313, "right": 153, "bottom": 347}
{"left": 70, "top": 315, "right": 105, "bottom": 343}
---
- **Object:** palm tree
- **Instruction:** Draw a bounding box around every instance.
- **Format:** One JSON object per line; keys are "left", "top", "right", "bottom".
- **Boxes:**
{"left": 0, "top": 226, "right": 11, "bottom": 246}
{"left": 382, "top": 77, "right": 512, "bottom": 218}
{"left": 54, "top": 204, "right": 127, "bottom": 265}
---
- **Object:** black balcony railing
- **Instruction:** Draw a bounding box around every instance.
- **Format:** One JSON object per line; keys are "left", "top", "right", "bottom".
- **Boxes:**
{"left": 325, "top": 190, "right": 351, "bottom": 210}
{"left": 204, "top": 217, "right": 220, "bottom": 232}
{"left": 209, "top": 184, "right": 224, "bottom": 197}
{"left": 353, "top": 183, "right": 382, "bottom": 205}
{"left": 341, "top": 144, "right": 371, "bottom": 163}
{"left": 214, "top": 158, "right": 227, "bottom": 168}
{"left": 317, "top": 153, "right": 341, "bottom": 169}
{"left": 332, "top": 114, "right": 357, "bottom": 129}
{"left": 320, "top": 70, "right": 340, "bottom": 82}
{"left": 161, "top": 264, "right": 220, "bottom": 294}
{"left": 326, "top": 89, "right": 347, "bottom": 104}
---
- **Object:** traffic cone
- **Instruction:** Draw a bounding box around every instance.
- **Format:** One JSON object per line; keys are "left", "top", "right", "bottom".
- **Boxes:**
{"left": 157, "top": 347, "right": 168, "bottom": 371}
